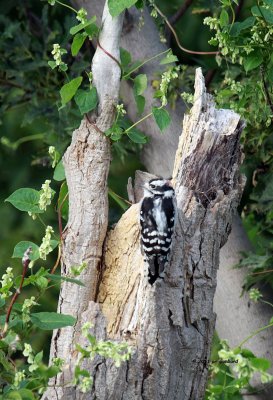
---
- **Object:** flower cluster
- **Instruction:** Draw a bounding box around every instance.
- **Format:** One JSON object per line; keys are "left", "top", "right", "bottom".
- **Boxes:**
{"left": 39, "top": 180, "right": 54, "bottom": 211}
{"left": 159, "top": 67, "right": 180, "bottom": 106}
{"left": 22, "top": 296, "right": 38, "bottom": 323}
{"left": 79, "top": 376, "right": 93, "bottom": 393}
{"left": 23, "top": 343, "right": 39, "bottom": 372}
{"left": 48, "top": 0, "right": 55, "bottom": 5}
{"left": 49, "top": 43, "right": 68, "bottom": 71}
{"left": 48, "top": 146, "right": 60, "bottom": 168}
{"left": 0, "top": 267, "right": 14, "bottom": 299}
{"left": 76, "top": 8, "right": 88, "bottom": 24}
{"left": 116, "top": 103, "right": 127, "bottom": 116}
{"left": 13, "top": 370, "right": 25, "bottom": 388}
{"left": 249, "top": 287, "right": 263, "bottom": 302}
{"left": 39, "top": 226, "right": 54, "bottom": 260}
{"left": 218, "top": 340, "right": 273, "bottom": 385}
{"left": 181, "top": 92, "right": 194, "bottom": 105}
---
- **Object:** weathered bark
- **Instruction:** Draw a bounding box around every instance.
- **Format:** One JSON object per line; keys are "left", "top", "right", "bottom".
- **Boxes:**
{"left": 42, "top": 2, "right": 123, "bottom": 399}
{"left": 96, "top": 68, "right": 244, "bottom": 399}
{"left": 72, "top": 5, "right": 273, "bottom": 397}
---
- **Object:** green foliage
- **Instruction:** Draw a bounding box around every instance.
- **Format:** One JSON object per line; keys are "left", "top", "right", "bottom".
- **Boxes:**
{"left": 5, "top": 189, "right": 42, "bottom": 214}
{"left": 108, "top": 0, "right": 138, "bottom": 17}
{"left": 30, "top": 312, "right": 76, "bottom": 330}
{"left": 60, "top": 77, "right": 83, "bottom": 106}
{"left": 74, "top": 87, "right": 98, "bottom": 114}
{"left": 152, "top": 107, "right": 171, "bottom": 131}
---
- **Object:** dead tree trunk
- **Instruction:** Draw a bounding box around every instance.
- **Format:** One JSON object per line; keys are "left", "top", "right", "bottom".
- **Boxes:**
{"left": 43, "top": 50, "right": 244, "bottom": 398}
{"left": 73, "top": 6, "right": 273, "bottom": 396}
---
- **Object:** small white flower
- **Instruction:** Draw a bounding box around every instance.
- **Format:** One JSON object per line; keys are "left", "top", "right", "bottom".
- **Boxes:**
{"left": 76, "top": 8, "right": 88, "bottom": 24}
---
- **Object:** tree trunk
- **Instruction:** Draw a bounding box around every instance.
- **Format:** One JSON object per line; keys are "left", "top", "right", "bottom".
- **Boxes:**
{"left": 43, "top": 60, "right": 244, "bottom": 398}
{"left": 72, "top": 5, "right": 273, "bottom": 397}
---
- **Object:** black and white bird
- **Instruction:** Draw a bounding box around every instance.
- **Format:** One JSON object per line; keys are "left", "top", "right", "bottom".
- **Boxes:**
{"left": 139, "top": 178, "right": 176, "bottom": 285}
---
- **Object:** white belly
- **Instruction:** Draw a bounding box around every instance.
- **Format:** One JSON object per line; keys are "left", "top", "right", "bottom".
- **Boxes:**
{"left": 152, "top": 198, "right": 166, "bottom": 233}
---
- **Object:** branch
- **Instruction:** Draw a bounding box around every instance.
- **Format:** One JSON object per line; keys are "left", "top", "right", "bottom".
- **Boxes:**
{"left": 42, "top": 2, "right": 124, "bottom": 398}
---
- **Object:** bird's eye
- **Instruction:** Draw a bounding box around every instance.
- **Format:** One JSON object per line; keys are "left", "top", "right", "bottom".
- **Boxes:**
{"left": 150, "top": 184, "right": 156, "bottom": 189}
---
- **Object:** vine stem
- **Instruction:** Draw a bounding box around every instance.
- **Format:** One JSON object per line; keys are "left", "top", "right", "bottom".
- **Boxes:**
{"left": 0, "top": 247, "right": 32, "bottom": 339}
{"left": 236, "top": 321, "right": 273, "bottom": 349}
{"left": 153, "top": 4, "right": 219, "bottom": 56}
{"left": 123, "top": 49, "right": 169, "bottom": 79}
{"left": 56, "top": 0, "right": 77, "bottom": 14}
{"left": 124, "top": 111, "right": 153, "bottom": 133}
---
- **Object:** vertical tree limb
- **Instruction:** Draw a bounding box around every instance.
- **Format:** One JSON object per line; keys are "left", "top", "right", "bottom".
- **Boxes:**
{"left": 42, "top": 2, "right": 123, "bottom": 399}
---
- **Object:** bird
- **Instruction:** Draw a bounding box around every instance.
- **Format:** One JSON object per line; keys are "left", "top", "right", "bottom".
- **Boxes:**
{"left": 139, "top": 178, "right": 176, "bottom": 285}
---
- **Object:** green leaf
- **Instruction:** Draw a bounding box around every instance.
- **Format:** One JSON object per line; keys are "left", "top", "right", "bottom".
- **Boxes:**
{"left": 208, "top": 385, "right": 223, "bottom": 394}
{"left": 60, "top": 77, "right": 83, "bottom": 106}
{"left": 135, "top": 95, "right": 145, "bottom": 115}
{"left": 0, "top": 298, "right": 5, "bottom": 308}
{"left": 58, "top": 182, "right": 69, "bottom": 221}
{"left": 133, "top": 74, "right": 147, "bottom": 96}
{"left": 71, "top": 32, "right": 87, "bottom": 56}
{"left": 74, "top": 87, "right": 98, "bottom": 114}
{"left": 220, "top": 9, "right": 229, "bottom": 28}
{"left": 18, "top": 389, "right": 35, "bottom": 400}
{"left": 108, "top": 0, "right": 137, "bottom": 17}
{"left": 5, "top": 188, "right": 42, "bottom": 213}
{"left": 250, "top": 357, "right": 271, "bottom": 371}
{"left": 160, "top": 53, "right": 178, "bottom": 65}
{"left": 127, "top": 129, "right": 147, "bottom": 143}
{"left": 69, "top": 16, "right": 96, "bottom": 35}
{"left": 5, "top": 391, "right": 22, "bottom": 400}
{"left": 230, "top": 17, "right": 256, "bottom": 36}
{"left": 152, "top": 107, "right": 171, "bottom": 132}
{"left": 251, "top": 6, "right": 273, "bottom": 23}
{"left": 50, "top": 240, "right": 59, "bottom": 251}
{"left": 48, "top": 60, "right": 57, "bottom": 69}
{"left": 46, "top": 273, "right": 85, "bottom": 286}
{"left": 84, "top": 23, "right": 99, "bottom": 37}
{"left": 244, "top": 53, "right": 263, "bottom": 72}
{"left": 120, "top": 48, "right": 131, "bottom": 67}
{"left": 30, "top": 312, "right": 76, "bottom": 330}
{"left": 53, "top": 161, "right": 66, "bottom": 181}
{"left": 12, "top": 241, "right": 40, "bottom": 261}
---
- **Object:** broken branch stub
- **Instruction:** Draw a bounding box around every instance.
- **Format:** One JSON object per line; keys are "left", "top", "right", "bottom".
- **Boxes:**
{"left": 94, "top": 68, "right": 245, "bottom": 399}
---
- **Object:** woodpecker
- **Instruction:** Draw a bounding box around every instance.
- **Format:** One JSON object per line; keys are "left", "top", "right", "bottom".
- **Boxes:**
{"left": 139, "top": 178, "right": 176, "bottom": 285}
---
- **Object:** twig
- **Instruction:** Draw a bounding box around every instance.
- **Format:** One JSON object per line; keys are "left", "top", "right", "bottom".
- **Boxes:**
{"left": 0, "top": 247, "right": 32, "bottom": 339}
{"left": 50, "top": 245, "right": 62, "bottom": 275}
